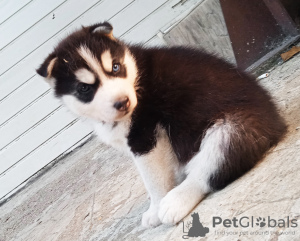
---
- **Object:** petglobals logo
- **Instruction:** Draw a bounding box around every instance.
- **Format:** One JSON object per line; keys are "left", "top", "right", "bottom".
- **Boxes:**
{"left": 181, "top": 214, "right": 298, "bottom": 239}
{"left": 181, "top": 212, "right": 210, "bottom": 239}
{"left": 212, "top": 216, "right": 298, "bottom": 228}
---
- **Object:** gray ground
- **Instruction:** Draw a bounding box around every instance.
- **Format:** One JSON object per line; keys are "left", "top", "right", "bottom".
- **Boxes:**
{"left": 0, "top": 52, "right": 300, "bottom": 241}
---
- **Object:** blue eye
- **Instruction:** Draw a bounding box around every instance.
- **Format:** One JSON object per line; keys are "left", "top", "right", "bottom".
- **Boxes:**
{"left": 112, "top": 63, "right": 120, "bottom": 72}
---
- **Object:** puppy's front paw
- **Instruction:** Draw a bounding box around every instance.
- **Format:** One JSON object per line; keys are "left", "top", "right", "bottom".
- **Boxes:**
{"left": 158, "top": 188, "right": 203, "bottom": 225}
{"left": 142, "top": 208, "right": 161, "bottom": 228}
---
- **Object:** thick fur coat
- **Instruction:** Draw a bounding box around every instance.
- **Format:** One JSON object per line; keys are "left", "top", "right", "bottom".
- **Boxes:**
{"left": 37, "top": 22, "right": 286, "bottom": 227}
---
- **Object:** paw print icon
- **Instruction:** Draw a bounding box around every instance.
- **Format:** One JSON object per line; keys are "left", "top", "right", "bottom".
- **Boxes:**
{"left": 256, "top": 217, "right": 266, "bottom": 227}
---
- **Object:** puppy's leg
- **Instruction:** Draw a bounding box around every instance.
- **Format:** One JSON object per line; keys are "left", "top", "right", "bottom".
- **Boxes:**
{"left": 158, "top": 120, "right": 233, "bottom": 224}
{"left": 134, "top": 127, "right": 179, "bottom": 228}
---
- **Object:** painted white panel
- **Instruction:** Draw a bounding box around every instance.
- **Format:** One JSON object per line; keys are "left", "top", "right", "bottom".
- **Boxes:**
{"left": 0, "top": 76, "right": 49, "bottom": 125}
{"left": 0, "top": 0, "right": 102, "bottom": 75}
{"left": 0, "top": 0, "right": 134, "bottom": 100}
{"left": 0, "top": 92, "right": 61, "bottom": 150}
{"left": 0, "top": 0, "right": 32, "bottom": 24}
{"left": 145, "top": 35, "right": 167, "bottom": 47}
{"left": 110, "top": 0, "right": 168, "bottom": 37}
{"left": 0, "top": 0, "right": 149, "bottom": 76}
{"left": 0, "top": 120, "right": 92, "bottom": 199}
{"left": 122, "top": 0, "right": 201, "bottom": 43}
{"left": 0, "top": 107, "right": 77, "bottom": 174}
{"left": 0, "top": 0, "right": 67, "bottom": 50}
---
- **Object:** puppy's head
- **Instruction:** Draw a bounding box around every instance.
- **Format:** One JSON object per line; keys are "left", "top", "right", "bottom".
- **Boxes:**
{"left": 37, "top": 22, "right": 138, "bottom": 123}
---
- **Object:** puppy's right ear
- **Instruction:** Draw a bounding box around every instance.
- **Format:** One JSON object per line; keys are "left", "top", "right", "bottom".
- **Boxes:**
{"left": 36, "top": 53, "right": 57, "bottom": 86}
{"left": 89, "top": 22, "right": 115, "bottom": 40}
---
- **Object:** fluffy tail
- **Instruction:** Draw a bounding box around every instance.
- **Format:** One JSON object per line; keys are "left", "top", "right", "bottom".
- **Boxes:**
{"left": 209, "top": 110, "right": 286, "bottom": 190}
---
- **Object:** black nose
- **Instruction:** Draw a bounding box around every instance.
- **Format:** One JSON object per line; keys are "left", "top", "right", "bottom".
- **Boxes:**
{"left": 113, "top": 97, "right": 130, "bottom": 111}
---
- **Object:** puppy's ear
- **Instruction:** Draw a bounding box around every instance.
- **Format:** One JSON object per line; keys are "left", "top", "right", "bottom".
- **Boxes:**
{"left": 90, "top": 22, "right": 115, "bottom": 40}
{"left": 36, "top": 53, "right": 57, "bottom": 86}
{"left": 36, "top": 52, "right": 57, "bottom": 78}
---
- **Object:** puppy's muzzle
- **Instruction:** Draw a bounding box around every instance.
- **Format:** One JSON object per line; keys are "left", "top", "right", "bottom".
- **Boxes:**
{"left": 113, "top": 96, "right": 130, "bottom": 112}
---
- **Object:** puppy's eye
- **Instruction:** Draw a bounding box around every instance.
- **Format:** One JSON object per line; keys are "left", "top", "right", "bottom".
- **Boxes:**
{"left": 112, "top": 63, "right": 120, "bottom": 73}
{"left": 78, "top": 83, "right": 91, "bottom": 93}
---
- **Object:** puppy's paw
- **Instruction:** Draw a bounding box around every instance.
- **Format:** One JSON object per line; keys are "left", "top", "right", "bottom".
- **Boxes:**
{"left": 158, "top": 188, "right": 203, "bottom": 225}
{"left": 142, "top": 208, "right": 161, "bottom": 228}
{"left": 158, "top": 190, "right": 188, "bottom": 225}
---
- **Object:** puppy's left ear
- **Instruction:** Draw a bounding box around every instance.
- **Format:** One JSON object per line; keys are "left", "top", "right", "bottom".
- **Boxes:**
{"left": 36, "top": 53, "right": 57, "bottom": 86}
{"left": 90, "top": 22, "right": 115, "bottom": 40}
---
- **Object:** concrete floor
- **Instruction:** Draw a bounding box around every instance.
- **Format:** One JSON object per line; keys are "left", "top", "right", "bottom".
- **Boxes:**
{"left": 0, "top": 53, "right": 300, "bottom": 241}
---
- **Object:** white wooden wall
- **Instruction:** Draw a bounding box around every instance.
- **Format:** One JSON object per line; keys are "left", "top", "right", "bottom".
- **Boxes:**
{"left": 0, "top": 0, "right": 202, "bottom": 201}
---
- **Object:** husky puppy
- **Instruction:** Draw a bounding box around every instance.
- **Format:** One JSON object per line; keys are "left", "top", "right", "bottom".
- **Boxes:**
{"left": 37, "top": 22, "right": 286, "bottom": 227}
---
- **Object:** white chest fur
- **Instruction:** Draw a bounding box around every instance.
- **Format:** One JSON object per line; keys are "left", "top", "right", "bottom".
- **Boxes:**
{"left": 92, "top": 120, "right": 132, "bottom": 154}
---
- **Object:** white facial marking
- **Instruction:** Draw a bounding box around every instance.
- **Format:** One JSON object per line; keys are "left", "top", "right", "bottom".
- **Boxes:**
{"left": 124, "top": 49, "right": 138, "bottom": 87}
{"left": 101, "top": 50, "right": 113, "bottom": 72}
{"left": 67, "top": 45, "right": 138, "bottom": 123}
{"left": 75, "top": 68, "right": 95, "bottom": 84}
{"left": 78, "top": 45, "right": 104, "bottom": 80}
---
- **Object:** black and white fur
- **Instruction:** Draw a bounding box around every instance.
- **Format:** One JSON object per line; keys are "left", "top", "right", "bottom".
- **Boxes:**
{"left": 37, "top": 22, "right": 286, "bottom": 227}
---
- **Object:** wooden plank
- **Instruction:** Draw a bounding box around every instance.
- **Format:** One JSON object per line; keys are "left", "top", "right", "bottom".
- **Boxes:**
{"left": 121, "top": 0, "right": 201, "bottom": 43}
{"left": 0, "top": 107, "right": 77, "bottom": 174}
{"left": 0, "top": 0, "right": 67, "bottom": 50}
{"left": 0, "top": 0, "right": 136, "bottom": 76}
{"left": 0, "top": 120, "right": 92, "bottom": 199}
{"left": 0, "top": 93, "right": 61, "bottom": 150}
{"left": 0, "top": 0, "right": 134, "bottom": 100}
{"left": 0, "top": 0, "right": 101, "bottom": 75}
{"left": 110, "top": 0, "right": 168, "bottom": 37}
{"left": 0, "top": 76, "right": 49, "bottom": 126}
{"left": 145, "top": 34, "right": 167, "bottom": 47}
{"left": 0, "top": 0, "right": 32, "bottom": 24}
